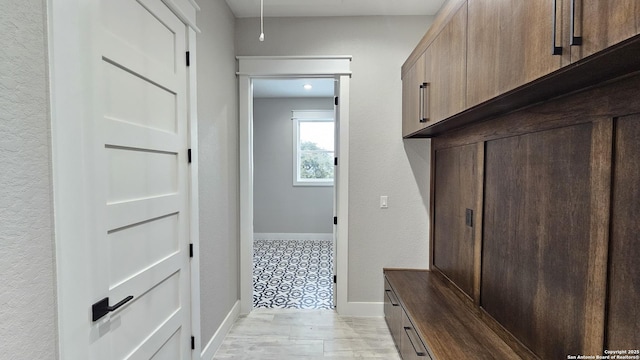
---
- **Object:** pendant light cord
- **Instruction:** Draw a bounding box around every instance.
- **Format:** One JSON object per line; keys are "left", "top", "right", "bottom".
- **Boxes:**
{"left": 259, "top": 0, "right": 265, "bottom": 41}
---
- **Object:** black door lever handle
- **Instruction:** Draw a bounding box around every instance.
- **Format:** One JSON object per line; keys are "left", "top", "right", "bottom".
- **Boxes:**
{"left": 92, "top": 295, "right": 134, "bottom": 321}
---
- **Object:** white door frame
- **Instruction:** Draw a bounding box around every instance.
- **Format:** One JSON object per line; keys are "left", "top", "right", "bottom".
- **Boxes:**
{"left": 48, "top": 0, "right": 201, "bottom": 358}
{"left": 237, "top": 56, "right": 352, "bottom": 315}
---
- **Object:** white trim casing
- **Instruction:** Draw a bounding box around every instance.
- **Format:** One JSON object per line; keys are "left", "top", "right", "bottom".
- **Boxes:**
{"left": 49, "top": 0, "right": 102, "bottom": 358}
{"left": 238, "top": 56, "right": 354, "bottom": 316}
{"left": 253, "top": 233, "right": 333, "bottom": 241}
{"left": 239, "top": 75, "right": 255, "bottom": 315}
{"left": 186, "top": 26, "right": 203, "bottom": 359}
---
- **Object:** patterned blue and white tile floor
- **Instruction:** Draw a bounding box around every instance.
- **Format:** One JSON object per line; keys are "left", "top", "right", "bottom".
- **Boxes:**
{"left": 253, "top": 239, "right": 334, "bottom": 310}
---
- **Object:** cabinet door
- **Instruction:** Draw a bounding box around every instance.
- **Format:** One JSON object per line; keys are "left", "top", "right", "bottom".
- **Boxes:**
{"left": 433, "top": 143, "right": 476, "bottom": 297}
{"left": 571, "top": 0, "right": 640, "bottom": 62}
{"left": 467, "top": 0, "right": 563, "bottom": 107}
{"left": 482, "top": 124, "right": 593, "bottom": 360}
{"left": 429, "top": 2, "right": 467, "bottom": 124}
{"left": 402, "top": 51, "right": 428, "bottom": 137}
{"left": 606, "top": 114, "right": 640, "bottom": 349}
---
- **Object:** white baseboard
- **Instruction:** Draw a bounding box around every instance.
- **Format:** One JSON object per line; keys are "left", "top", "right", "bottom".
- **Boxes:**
{"left": 253, "top": 233, "right": 333, "bottom": 241}
{"left": 200, "top": 300, "right": 240, "bottom": 360}
{"left": 338, "top": 302, "right": 384, "bottom": 317}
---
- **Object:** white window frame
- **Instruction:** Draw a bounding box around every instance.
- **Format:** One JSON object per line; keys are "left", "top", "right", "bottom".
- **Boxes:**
{"left": 292, "top": 110, "right": 335, "bottom": 186}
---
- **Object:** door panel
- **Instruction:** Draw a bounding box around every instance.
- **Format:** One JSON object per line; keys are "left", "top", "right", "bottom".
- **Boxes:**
{"left": 433, "top": 144, "right": 476, "bottom": 297}
{"left": 482, "top": 124, "right": 593, "bottom": 359}
{"left": 574, "top": 0, "right": 640, "bottom": 61}
{"left": 107, "top": 148, "right": 178, "bottom": 202}
{"left": 109, "top": 214, "right": 180, "bottom": 286}
{"left": 94, "top": 0, "right": 191, "bottom": 358}
{"left": 104, "top": 63, "right": 177, "bottom": 133}
{"left": 467, "top": 0, "right": 562, "bottom": 107}
{"left": 606, "top": 114, "right": 640, "bottom": 349}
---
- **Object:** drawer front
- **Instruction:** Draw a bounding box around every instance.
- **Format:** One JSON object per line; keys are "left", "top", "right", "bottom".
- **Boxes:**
{"left": 384, "top": 277, "right": 402, "bottom": 347}
{"left": 401, "top": 310, "right": 432, "bottom": 360}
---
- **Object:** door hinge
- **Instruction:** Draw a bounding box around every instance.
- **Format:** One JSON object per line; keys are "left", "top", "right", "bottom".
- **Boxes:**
{"left": 333, "top": 216, "right": 337, "bottom": 225}
{"left": 191, "top": 335, "right": 195, "bottom": 350}
{"left": 186, "top": 51, "right": 190, "bottom": 67}
{"left": 333, "top": 275, "right": 337, "bottom": 283}
{"left": 334, "top": 96, "right": 339, "bottom": 106}
{"left": 334, "top": 157, "right": 338, "bottom": 166}
{"left": 189, "top": 243, "right": 194, "bottom": 258}
{"left": 188, "top": 148, "right": 192, "bottom": 163}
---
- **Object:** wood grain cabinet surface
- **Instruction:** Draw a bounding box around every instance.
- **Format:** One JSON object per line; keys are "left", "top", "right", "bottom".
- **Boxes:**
{"left": 403, "top": 0, "right": 640, "bottom": 137}
{"left": 433, "top": 143, "right": 476, "bottom": 298}
{"left": 607, "top": 114, "right": 640, "bottom": 350}
{"left": 428, "top": 2, "right": 467, "bottom": 126}
{"left": 429, "top": 72, "right": 640, "bottom": 360}
{"left": 570, "top": 0, "right": 640, "bottom": 62}
{"left": 402, "top": 1, "right": 467, "bottom": 137}
{"left": 402, "top": 51, "right": 428, "bottom": 137}
{"left": 467, "top": 0, "right": 640, "bottom": 108}
{"left": 467, "top": 0, "right": 563, "bottom": 108}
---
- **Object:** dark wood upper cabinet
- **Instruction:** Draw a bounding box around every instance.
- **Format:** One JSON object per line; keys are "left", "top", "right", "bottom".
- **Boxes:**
{"left": 467, "top": 0, "right": 563, "bottom": 108}
{"left": 572, "top": 0, "right": 640, "bottom": 62}
{"left": 607, "top": 114, "right": 640, "bottom": 350}
{"left": 482, "top": 124, "right": 593, "bottom": 360}
{"left": 427, "top": 2, "right": 467, "bottom": 125}
{"left": 402, "top": 51, "right": 428, "bottom": 137}
{"left": 402, "top": 0, "right": 466, "bottom": 137}
{"left": 433, "top": 143, "right": 477, "bottom": 298}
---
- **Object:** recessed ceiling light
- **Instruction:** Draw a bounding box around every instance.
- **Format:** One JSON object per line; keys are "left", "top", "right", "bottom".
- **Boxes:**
{"left": 303, "top": 84, "right": 313, "bottom": 90}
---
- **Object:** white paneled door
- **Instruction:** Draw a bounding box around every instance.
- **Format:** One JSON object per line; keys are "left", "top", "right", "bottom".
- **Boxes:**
{"left": 91, "top": 0, "right": 191, "bottom": 359}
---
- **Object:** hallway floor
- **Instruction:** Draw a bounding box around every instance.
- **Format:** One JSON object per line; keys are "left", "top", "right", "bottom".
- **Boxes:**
{"left": 212, "top": 309, "right": 401, "bottom": 359}
{"left": 253, "top": 239, "right": 333, "bottom": 309}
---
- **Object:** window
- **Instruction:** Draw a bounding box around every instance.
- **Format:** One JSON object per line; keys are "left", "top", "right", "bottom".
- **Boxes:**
{"left": 292, "top": 110, "right": 335, "bottom": 186}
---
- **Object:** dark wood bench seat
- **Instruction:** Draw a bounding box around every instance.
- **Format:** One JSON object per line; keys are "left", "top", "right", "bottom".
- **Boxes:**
{"left": 384, "top": 269, "right": 537, "bottom": 360}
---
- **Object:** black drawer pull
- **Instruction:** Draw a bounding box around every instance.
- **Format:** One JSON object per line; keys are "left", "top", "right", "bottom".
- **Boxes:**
{"left": 570, "top": 0, "right": 582, "bottom": 46}
{"left": 552, "top": 0, "right": 563, "bottom": 55}
{"left": 404, "top": 326, "right": 427, "bottom": 356}
{"left": 92, "top": 295, "right": 134, "bottom": 321}
{"left": 385, "top": 289, "right": 400, "bottom": 306}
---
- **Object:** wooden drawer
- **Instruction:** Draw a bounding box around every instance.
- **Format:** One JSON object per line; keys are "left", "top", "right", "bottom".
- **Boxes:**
{"left": 401, "top": 309, "right": 432, "bottom": 360}
{"left": 384, "top": 276, "right": 402, "bottom": 347}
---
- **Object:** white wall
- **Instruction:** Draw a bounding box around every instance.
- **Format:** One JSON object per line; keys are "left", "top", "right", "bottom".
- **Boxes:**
{"left": 236, "top": 16, "right": 433, "bottom": 302}
{"left": 253, "top": 97, "right": 334, "bottom": 234}
{"left": 0, "top": 0, "right": 58, "bottom": 358}
{"left": 196, "top": 0, "right": 240, "bottom": 348}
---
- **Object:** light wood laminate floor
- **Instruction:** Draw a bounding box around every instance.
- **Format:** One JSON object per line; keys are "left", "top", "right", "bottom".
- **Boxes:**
{"left": 213, "top": 309, "right": 402, "bottom": 359}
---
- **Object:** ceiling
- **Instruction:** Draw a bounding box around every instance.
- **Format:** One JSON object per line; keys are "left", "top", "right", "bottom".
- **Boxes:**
{"left": 225, "top": 0, "right": 446, "bottom": 18}
{"left": 236, "top": 0, "right": 446, "bottom": 97}
{"left": 253, "top": 78, "right": 335, "bottom": 98}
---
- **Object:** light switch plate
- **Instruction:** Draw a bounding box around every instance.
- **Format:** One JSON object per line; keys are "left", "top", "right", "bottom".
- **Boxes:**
{"left": 380, "top": 196, "right": 388, "bottom": 209}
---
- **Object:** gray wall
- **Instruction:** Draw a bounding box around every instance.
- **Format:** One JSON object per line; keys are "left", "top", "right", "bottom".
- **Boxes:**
{"left": 253, "top": 97, "right": 334, "bottom": 234}
{"left": 0, "top": 0, "right": 58, "bottom": 359}
{"left": 236, "top": 16, "right": 433, "bottom": 302}
{"left": 196, "top": 0, "right": 239, "bottom": 347}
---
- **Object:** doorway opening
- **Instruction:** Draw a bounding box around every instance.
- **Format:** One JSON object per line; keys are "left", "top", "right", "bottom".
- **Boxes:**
{"left": 237, "top": 56, "right": 351, "bottom": 315}
{"left": 252, "top": 78, "right": 336, "bottom": 309}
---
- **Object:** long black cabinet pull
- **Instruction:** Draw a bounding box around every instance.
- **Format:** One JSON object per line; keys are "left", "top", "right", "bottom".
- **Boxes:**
{"left": 385, "top": 289, "right": 400, "bottom": 306}
{"left": 552, "top": 0, "right": 563, "bottom": 55}
{"left": 420, "top": 82, "right": 429, "bottom": 123}
{"left": 92, "top": 295, "right": 134, "bottom": 321}
{"left": 418, "top": 84, "right": 425, "bottom": 123}
{"left": 570, "top": 0, "right": 583, "bottom": 45}
{"left": 404, "top": 326, "right": 427, "bottom": 357}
